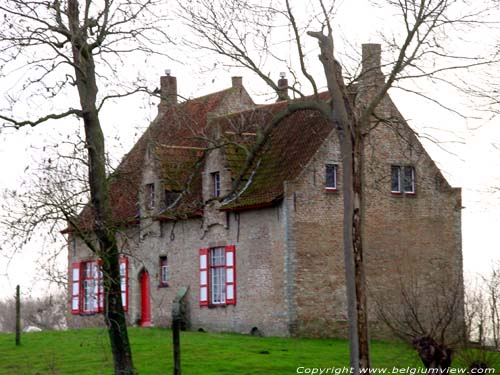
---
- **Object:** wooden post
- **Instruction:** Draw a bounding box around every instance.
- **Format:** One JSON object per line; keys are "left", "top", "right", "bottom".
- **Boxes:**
{"left": 172, "top": 315, "right": 181, "bottom": 375}
{"left": 172, "top": 287, "right": 189, "bottom": 375}
{"left": 15, "top": 285, "right": 20, "bottom": 346}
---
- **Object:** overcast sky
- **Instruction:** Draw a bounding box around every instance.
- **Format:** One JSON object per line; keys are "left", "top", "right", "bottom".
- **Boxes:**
{"left": 0, "top": 0, "right": 499, "bottom": 298}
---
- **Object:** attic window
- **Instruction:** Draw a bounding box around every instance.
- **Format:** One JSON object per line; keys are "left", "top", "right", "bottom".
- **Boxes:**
{"left": 391, "top": 166, "right": 415, "bottom": 194}
{"left": 165, "top": 190, "right": 180, "bottom": 208}
{"left": 146, "top": 183, "right": 155, "bottom": 209}
{"left": 211, "top": 172, "right": 221, "bottom": 198}
{"left": 325, "top": 164, "right": 337, "bottom": 191}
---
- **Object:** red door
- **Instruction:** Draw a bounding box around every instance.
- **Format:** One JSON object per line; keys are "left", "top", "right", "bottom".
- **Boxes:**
{"left": 140, "top": 270, "right": 152, "bottom": 327}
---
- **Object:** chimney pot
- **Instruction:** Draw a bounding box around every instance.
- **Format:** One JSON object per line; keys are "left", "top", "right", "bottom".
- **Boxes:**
{"left": 277, "top": 73, "right": 288, "bottom": 101}
{"left": 231, "top": 76, "right": 243, "bottom": 88}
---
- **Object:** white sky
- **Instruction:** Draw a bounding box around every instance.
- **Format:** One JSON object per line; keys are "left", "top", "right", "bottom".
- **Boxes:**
{"left": 0, "top": 0, "right": 499, "bottom": 298}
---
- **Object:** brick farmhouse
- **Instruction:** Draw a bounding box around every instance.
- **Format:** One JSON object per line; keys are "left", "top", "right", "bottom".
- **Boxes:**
{"left": 66, "top": 44, "right": 464, "bottom": 338}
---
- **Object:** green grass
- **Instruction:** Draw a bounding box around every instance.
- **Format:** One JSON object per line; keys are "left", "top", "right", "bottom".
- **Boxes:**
{"left": 0, "top": 327, "right": 467, "bottom": 375}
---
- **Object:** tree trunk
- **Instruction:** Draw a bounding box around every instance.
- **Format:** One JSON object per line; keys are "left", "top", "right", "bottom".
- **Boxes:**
{"left": 353, "top": 132, "right": 370, "bottom": 369}
{"left": 308, "top": 29, "right": 371, "bottom": 372}
{"left": 67, "top": 1, "right": 136, "bottom": 373}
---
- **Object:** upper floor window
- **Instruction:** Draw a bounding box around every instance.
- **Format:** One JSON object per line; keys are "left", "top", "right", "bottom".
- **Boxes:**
{"left": 325, "top": 164, "right": 337, "bottom": 191}
{"left": 211, "top": 172, "right": 221, "bottom": 198}
{"left": 146, "top": 183, "right": 155, "bottom": 209}
{"left": 391, "top": 165, "right": 415, "bottom": 194}
{"left": 165, "top": 190, "right": 180, "bottom": 208}
{"left": 159, "top": 256, "right": 168, "bottom": 287}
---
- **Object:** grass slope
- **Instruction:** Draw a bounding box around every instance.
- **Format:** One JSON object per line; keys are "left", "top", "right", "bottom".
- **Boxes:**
{"left": 0, "top": 328, "right": 432, "bottom": 375}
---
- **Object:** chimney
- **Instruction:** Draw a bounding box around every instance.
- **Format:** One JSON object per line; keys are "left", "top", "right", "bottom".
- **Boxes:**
{"left": 361, "top": 44, "right": 384, "bottom": 85}
{"left": 159, "top": 69, "right": 177, "bottom": 108}
{"left": 277, "top": 72, "right": 288, "bottom": 101}
{"left": 231, "top": 76, "right": 243, "bottom": 88}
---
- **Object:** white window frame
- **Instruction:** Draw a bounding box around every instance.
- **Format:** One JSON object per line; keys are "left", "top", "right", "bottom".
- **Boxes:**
{"left": 210, "top": 247, "right": 226, "bottom": 305}
{"left": 325, "top": 163, "right": 337, "bottom": 190}
{"left": 391, "top": 165, "right": 415, "bottom": 195}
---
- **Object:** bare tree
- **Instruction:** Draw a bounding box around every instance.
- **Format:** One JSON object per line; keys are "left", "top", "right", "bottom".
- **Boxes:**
{"left": 0, "top": 1, "right": 170, "bottom": 373}
{"left": 0, "top": 292, "right": 67, "bottom": 332}
{"left": 178, "top": 0, "right": 498, "bottom": 371}
{"left": 376, "top": 276, "right": 463, "bottom": 371}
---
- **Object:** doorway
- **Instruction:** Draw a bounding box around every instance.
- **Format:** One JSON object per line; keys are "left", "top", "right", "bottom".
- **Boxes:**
{"left": 139, "top": 269, "right": 152, "bottom": 327}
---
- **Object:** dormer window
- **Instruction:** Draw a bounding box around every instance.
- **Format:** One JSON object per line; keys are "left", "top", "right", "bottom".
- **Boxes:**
{"left": 146, "top": 183, "right": 155, "bottom": 209}
{"left": 165, "top": 190, "right": 180, "bottom": 208}
{"left": 211, "top": 172, "right": 221, "bottom": 198}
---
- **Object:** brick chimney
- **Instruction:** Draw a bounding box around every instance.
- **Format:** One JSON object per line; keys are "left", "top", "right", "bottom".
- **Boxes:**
{"left": 277, "top": 72, "right": 288, "bottom": 101}
{"left": 232, "top": 76, "right": 243, "bottom": 88}
{"left": 361, "top": 44, "right": 384, "bottom": 86}
{"left": 159, "top": 69, "right": 177, "bottom": 110}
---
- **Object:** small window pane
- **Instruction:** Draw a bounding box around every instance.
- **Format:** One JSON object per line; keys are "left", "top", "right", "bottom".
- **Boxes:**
{"left": 227, "top": 285, "right": 234, "bottom": 300}
{"left": 226, "top": 251, "right": 233, "bottom": 267}
{"left": 200, "top": 270, "right": 207, "bottom": 284}
{"left": 200, "top": 254, "right": 207, "bottom": 269}
{"left": 391, "top": 166, "right": 401, "bottom": 192}
{"left": 403, "top": 166, "right": 415, "bottom": 193}
{"left": 211, "top": 172, "right": 221, "bottom": 197}
{"left": 226, "top": 268, "right": 234, "bottom": 283}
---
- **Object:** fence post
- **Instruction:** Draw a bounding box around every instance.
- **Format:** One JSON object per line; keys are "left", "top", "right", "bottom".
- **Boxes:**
{"left": 172, "top": 286, "right": 189, "bottom": 375}
{"left": 15, "top": 285, "right": 21, "bottom": 346}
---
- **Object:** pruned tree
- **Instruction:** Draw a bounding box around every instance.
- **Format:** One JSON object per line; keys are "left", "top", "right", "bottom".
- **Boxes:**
{"left": 178, "top": 0, "right": 498, "bottom": 371}
{"left": 0, "top": 1, "right": 170, "bottom": 373}
{"left": 376, "top": 275, "right": 464, "bottom": 371}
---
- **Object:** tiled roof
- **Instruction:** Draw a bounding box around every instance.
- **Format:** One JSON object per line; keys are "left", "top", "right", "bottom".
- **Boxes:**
{"left": 69, "top": 88, "right": 238, "bottom": 232}
{"left": 69, "top": 87, "right": 334, "bottom": 232}
{"left": 219, "top": 102, "right": 333, "bottom": 210}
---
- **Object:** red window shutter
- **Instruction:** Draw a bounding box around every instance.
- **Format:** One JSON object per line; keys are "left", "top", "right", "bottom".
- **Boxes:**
{"left": 225, "top": 245, "right": 236, "bottom": 305}
{"left": 71, "top": 262, "right": 81, "bottom": 314}
{"left": 97, "top": 259, "right": 104, "bottom": 313}
{"left": 119, "top": 257, "right": 128, "bottom": 312}
{"left": 199, "top": 248, "right": 209, "bottom": 306}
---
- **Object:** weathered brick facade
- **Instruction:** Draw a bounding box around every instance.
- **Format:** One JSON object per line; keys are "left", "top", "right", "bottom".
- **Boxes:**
{"left": 67, "top": 44, "right": 463, "bottom": 339}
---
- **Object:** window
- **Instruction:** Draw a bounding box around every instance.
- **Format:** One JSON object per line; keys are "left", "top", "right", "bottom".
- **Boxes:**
{"left": 391, "top": 166, "right": 401, "bottom": 193}
{"left": 211, "top": 172, "right": 220, "bottom": 198}
{"left": 403, "top": 166, "right": 415, "bottom": 193}
{"left": 159, "top": 256, "right": 168, "bottom": 287}
{"left": 146, "top": 183, "right": 155, "bottom": 209}
{"left": 165, "top": 190, "right": 180, "bottom": 208}
{"left": 199, "top": 246, "right": 236, "bottom": 306}
{"left": 82, "top": 261, "right": 101, "bottom": 313}
{"left": 325, "top": 164, "right": 337, "bottom": 190}
{"left": 391, "top": 165, "right": 415, "bottom": 194}
{"left": 71, "top": 257, "right": 128, "bottom": 315}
